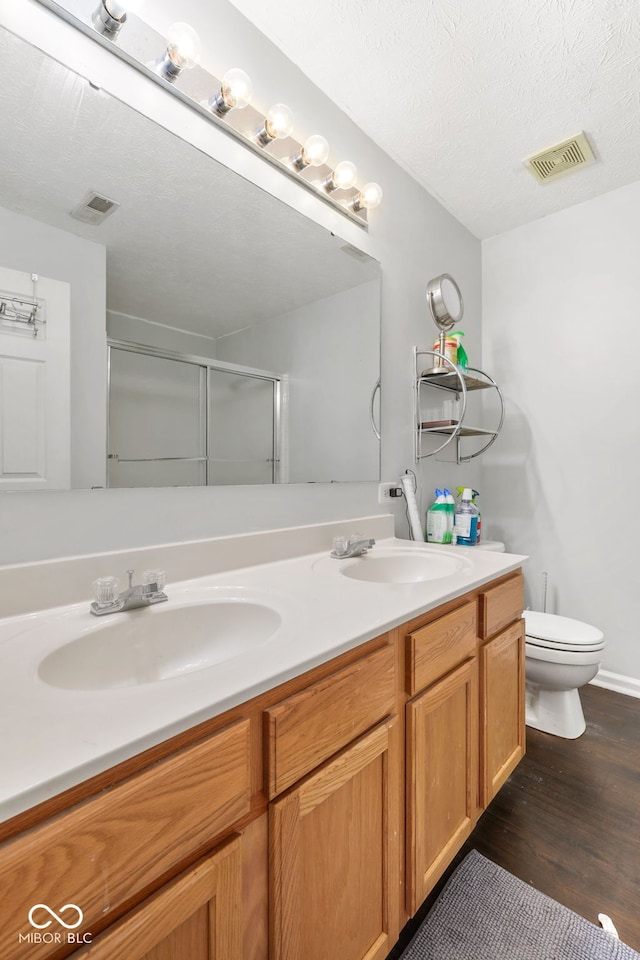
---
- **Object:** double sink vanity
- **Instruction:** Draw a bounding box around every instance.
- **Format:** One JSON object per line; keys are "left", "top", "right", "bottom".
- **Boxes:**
{"left": 0, "top": 514, "right": 526, "bottom": 960}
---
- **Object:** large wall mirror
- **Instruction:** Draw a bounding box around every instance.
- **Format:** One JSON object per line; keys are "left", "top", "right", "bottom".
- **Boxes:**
{"left": 0, "top": 25, "right": 380, "bottom": 491}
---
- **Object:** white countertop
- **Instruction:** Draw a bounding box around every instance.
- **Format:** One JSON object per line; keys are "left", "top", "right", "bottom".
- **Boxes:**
{"left": 0, "top": 536, "right": 526, "bottom": 823}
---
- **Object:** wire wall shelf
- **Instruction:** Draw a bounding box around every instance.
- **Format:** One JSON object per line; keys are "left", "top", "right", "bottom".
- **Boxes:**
{"left": 413, "top": 347, "right": 505, "bottom": 464}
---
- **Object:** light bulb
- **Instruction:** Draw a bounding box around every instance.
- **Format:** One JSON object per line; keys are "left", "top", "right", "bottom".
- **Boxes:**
{"left": 167, "top": 22, "right": 201, "bottom": 70}
{"left": 353, "top": 181, "right": 383, "bottom": 211}
{"left": 333, "top": 161, "right": 358, "bottom": 190}
{"left": 256, "top": 103, "right": 295, "bottom": 146}
{"left": 293, "top": 134, "right": 330, "bottom": 170}
{"left": 209, "top": 67, "right": 253, "bottom": 115}
{"left": 92, "top": 0, "right": 140, "bottom": 37}
{"left": 265, "top": 103, "right": 295, "bottom": 139}
{"left": 221, "top": 68, "right": 252, "bottom": 109}
{"left": 323, "top": 160, "right": 358, "bottom": 193}
{"left": 155, "top": 22, "right": 202, "bottom": 83}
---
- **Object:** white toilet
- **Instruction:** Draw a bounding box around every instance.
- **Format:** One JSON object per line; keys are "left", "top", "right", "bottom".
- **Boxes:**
{"left": 478, "top": 540, "right": 605, "bottom": 739}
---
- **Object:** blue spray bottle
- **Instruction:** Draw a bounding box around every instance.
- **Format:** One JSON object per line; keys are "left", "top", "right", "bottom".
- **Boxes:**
{"left": 453, "top": 488, "right": 479, "bottom": 545}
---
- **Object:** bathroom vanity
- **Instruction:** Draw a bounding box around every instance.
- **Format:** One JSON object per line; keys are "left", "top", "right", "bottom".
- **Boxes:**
{"left": 0, "top": 518, "right": 525, "bottom": 960}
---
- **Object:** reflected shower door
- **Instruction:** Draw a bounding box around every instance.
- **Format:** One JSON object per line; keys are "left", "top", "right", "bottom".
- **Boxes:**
{"left": 208, "top": 369, "right": 277, "bottom": 484}
{"left": 108, "top": 348, "right": 206, "bottom": 487}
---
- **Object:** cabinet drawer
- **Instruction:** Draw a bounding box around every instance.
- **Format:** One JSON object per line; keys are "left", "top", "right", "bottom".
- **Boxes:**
{"left": 479, "top": 573, "right": 524, "bottom": 639}
{"left": 0, "top": 719, "right": 250, "bottom": 960}
{"left": 264, "top": 644, "right": 396, "bottom": 798}
{"left": 406, "top": 600, "right": 477, "bottom": 695}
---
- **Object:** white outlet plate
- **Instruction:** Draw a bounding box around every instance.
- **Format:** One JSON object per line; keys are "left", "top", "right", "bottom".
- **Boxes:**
{"left": 378, "top": 481, "right": 402, "bottom": 504}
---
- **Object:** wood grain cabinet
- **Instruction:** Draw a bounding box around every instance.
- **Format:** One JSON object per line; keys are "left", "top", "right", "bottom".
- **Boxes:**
{"left": 404, "top": 573, "right": 525, "bottom": 914}
{"left": 269, "top": 718, "right": 400, "bottom": 960}
{"left": 265, "top": 641, "right": 400, "bottom": 960}
{"left": 0, "top": 720, "right": 252, "bottom": 960}
{"left": 480, "top": 618, "right": 526, "bottom": 806}
{"left": 478, "top": 573, "right": 526, "bottom": 807}
{"left": 406, "top": 659, "right": 479, "bottom": 913}
{"left": 67, "top": 835, "right": 243, "bottom": 960}
{"left": 404, "top": 603, "right": 479, "bottom": 913}
{"left": 263, "top": 645, "right": 396, "bottom": 799}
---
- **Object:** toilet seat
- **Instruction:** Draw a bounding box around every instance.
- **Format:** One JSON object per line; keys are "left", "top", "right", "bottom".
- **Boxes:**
{"left": 525, "top": 642, "right": 603, "bottom": 666}
{"left": 524, "top": 611, "right": 604, "bottom": 653}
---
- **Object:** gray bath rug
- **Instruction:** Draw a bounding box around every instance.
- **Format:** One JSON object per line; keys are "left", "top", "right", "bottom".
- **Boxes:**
{"left": 400, "top": 850, "right": 640, "bottom": 960}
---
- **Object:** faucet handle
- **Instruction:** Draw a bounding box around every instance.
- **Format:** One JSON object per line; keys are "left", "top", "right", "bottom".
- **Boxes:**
{"left": 143, "top": 568, "right": 166, "bottom": 592}
{"left": 93, "top": 576, "right": 120, "bottom": 605}
{"left": 332, "top": 536, "right": 348, "bottom": 558}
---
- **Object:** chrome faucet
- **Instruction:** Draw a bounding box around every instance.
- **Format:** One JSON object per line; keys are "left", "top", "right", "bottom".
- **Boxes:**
{"left": 90, "top": 569, "right": 168, "bottom": 616}
{"left": 331, "top": 535, "right": 376, "bottom": 559}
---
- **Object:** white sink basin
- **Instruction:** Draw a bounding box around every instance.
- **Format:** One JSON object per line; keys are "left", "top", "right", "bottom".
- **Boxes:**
{"left": 318, "top": 547, "right": 471, "bottom": 584}
{"left": 38, "top": 600, "right": 282, "bottom": 690}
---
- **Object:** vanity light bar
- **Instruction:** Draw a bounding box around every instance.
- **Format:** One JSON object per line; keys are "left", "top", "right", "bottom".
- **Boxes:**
{"left": 38, "top": 0, "right": 381, "bottom": 226}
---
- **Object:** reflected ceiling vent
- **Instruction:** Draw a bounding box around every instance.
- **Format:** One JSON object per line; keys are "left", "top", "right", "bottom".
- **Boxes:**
{"left": 70, "top": 190, "right": 120, "bottom": 225}
{"left": 524, "top": 132, "right": 596, "bottom": 183}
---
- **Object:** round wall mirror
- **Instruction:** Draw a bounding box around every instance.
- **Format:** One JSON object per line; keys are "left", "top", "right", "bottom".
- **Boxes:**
{"left": 426, "top": 273, "right": 464, "bottom": 331}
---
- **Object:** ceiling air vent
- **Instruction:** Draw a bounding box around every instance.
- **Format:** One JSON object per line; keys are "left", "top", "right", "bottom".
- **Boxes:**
{"left": 70, "top": 191, "right": 120, "bottom": 225}
{"left": 524, "top": 132, "right": 596, "bottom": 183}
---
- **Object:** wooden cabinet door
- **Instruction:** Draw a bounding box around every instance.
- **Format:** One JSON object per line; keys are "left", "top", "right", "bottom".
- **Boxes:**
{"left": 269, "top": 718, "right": 400, "bottom": 960}
{"left": 480, "top": 618, "right": 526, "bottom": 807}
{"left": 406, "top": 658, "right": 479, "bottom": 913}
{"left": 0, "top": 720, "right": 251, "bottom": 960}
{"left": 68, "top": 836, "right": 242, "bottom": 960}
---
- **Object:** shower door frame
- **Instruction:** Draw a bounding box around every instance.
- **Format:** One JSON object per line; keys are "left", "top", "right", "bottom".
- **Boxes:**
{"left": 107, "top": 339, "right": 282, "bottom": 486}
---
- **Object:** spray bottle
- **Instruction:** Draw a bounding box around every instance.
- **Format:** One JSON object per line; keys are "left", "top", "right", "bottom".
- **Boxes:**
{"left": 450, "top": 331, "right": 468, "bottom": 371}
{"left": 472, "top": 489, "right": 482, "bottom": 543}
{"left": 443, "top": 488, "right": 455, "bottom": 544}
{"left": 455, "top": 487, "right": 481, "bottom": 543}
{"left": 426, "top": 489, "right": 448, "bottom": 544}
{"left": 453, "top": 488, "right": 479, "bottom": 546}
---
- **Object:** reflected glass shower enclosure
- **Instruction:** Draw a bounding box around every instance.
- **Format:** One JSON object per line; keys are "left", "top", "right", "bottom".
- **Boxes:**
{"left": 107, "top": 342, "right": 281, "bottom": 487}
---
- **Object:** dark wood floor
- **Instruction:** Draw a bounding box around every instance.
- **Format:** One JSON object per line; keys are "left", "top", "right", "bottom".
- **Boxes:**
{"left": 389, "top": 683, "right": 640, "bottom": 957}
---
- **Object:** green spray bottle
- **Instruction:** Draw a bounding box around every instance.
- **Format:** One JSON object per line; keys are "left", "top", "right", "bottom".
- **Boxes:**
{"left": 442, "top": 488, "right": 455, "bottom": 543}
{"left": 426, "top": 489, "right": 449, "bottom": 544}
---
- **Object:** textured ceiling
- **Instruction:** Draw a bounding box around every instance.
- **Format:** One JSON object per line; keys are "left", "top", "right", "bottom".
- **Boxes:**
{"left": 0, "top": 28, "right": 378, "bottom": 338}
{"left": 224, "top": 0, "right": 640, "bottom": 238}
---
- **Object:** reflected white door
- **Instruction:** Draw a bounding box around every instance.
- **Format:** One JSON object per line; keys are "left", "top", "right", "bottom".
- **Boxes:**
{"left": 0, "top": 266, "right": 70, "bottom": 490}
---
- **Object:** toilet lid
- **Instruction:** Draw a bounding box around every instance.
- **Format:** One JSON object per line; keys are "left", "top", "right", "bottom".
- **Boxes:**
{"left": 524, "top": 611, "right": 604, "bottom": 650}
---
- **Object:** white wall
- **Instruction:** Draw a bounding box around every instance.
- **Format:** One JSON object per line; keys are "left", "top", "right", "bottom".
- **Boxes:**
{"left": 0, "top": 205, "right": 106, "bottom": 489}
{"left": 217, "top": 281, "right": 380, "bottom": 482}
{"left": 0, "top": 484, "right": 383, "bottom": 564}
{"left": 482, "top": 178, "right": 640, "bottom": 681}
{"left": 0, "top": 0, "right": 481, "bottom": 563}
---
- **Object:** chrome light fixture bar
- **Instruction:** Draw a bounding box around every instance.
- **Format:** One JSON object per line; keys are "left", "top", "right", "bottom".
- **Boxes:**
{"left": 91, "top": 0, "right": 134, "bottom": 38}
{"left": 34, "top": 0, "right": 381, "bottom": 227}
